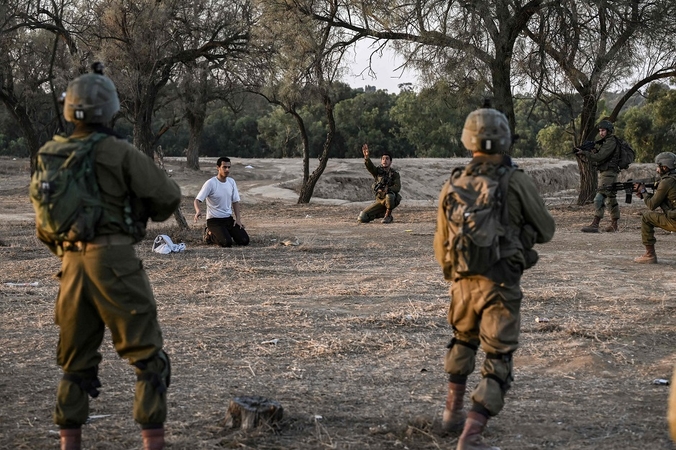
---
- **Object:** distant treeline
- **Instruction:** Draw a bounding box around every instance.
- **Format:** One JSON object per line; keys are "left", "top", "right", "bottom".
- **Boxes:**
{"left": 2, "top": 80, "right": 675, "bottom": 163}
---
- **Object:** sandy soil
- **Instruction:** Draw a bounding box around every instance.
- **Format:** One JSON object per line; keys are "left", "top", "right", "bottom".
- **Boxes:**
{"left": 0, "top": 156, "right": 674, "bottom": 450}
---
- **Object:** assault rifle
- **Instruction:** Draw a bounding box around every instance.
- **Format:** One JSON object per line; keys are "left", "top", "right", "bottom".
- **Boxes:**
{"left": 599, "top": 178, "right": 658, "bottom": 204}
{"left": 572, "top": 140, "right": 597, "bottom": 155}
{"left": 373, "top": 172, "right": 391, "bottom": 194}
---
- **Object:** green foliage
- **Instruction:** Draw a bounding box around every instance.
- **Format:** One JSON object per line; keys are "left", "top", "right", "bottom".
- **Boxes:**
{"left": 0, "top": 135, "right": 29, "bottom": 157}
{"left": 334, "top": 90, "right": 414, "bottom": 158}
{"left": 202, "top": 107, "right": 265, "bottom": 157}
{"left": 390, "top": 81, "right": 480, "bottom": 157}
{"left": 619, "top": 87, "right": 676, "bottom": 163}
{"left": 536, "top": 124, "right": 574, "bottom": 157}
{"left": 257, "top": 107, "right": 301, "bottom": 157}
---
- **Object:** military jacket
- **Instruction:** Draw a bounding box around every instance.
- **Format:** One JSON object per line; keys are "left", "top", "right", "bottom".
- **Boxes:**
{"left": 364, "top": 157, "right": 401, "bottom": 194}
{"left": 587, "top": 135, "right": 620, "bottom": 172}
{"left": 644, "top": 173, "right": 676, "bottom": 218}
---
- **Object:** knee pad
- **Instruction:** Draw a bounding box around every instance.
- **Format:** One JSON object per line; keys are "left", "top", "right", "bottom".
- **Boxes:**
{"left": 483, "top": 352, "right": 514, "bottom": 393}
{"left": 62, "top": 367, "right": 102, "bottom": 398}
{"left": 445, "top": 338, "right": 478, "bottom": 377}
{"left": 593, "top": 193, "right": 605, "bottom": 211}
{"left": 357, "top": 212, "right": 370, "bottom": 223}
{"left": 134, "top": 350, "right": 171, "bottom": 394}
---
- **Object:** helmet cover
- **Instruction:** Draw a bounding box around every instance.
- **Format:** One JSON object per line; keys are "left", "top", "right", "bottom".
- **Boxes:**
{"left": 64, "top": 73, "right": 120, "bottom": 124}
{"left": 655, "top": 152, "right": 676, "bottom": 170}
{"left": 461, "top": 108, "right": 511, "bottom": 154}
{"left": 597, "top": 120, "right": 614, "bottom": 134}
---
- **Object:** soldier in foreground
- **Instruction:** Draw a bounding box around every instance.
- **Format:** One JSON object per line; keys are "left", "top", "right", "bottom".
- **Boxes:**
{"left": 632, "top": 152, "right": 676, "bottom": 263}
{"left": 576, "top": 120, "right": 623, "bottom": 232}
{"left": 433, "top": 106, "right": 555, "bottom": 450}
{"left": 31, "top": 65, "right": 180, "bottom": 450}
{"left": 358, "top": 144, "right": 401, "bottom": 224}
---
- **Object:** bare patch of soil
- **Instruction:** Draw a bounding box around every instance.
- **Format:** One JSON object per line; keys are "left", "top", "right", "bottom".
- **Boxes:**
{"left": 0, "top": 156, "right": 674, "bottom": 450}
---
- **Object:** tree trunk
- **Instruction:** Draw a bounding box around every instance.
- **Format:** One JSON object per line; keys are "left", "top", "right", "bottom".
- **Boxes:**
{"left": 298, "top": 95, "right": 334, "bottom": 204}
{"left": 576, "top": 92, "right": 600, "bottom": 205}
{"left": 154, "top": 146, "right": 189, "bottom": 230}
{"left": 134, "top": 105, "right": 157, "bottom": 159}
{"left": 224, "top": 396, "right": 283, "bottom": 430}
{"left": 186, "top": 110, "right": 204, "bottom": 171}
{"left": 0, "top": 93, "right": 42, "bottom": 173}
{"left": 184, "top": 63, "right": 208, "bottom": 171}
{"left": 491, "top": 49, "right": 516, "bottom": 141}
{"left": 577, "top": 158, "right": 597, "bottom": 205}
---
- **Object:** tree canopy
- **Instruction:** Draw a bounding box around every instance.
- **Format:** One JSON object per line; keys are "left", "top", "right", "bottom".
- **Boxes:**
{"left": 3, "top": 0, "right": 676, "bottom": 203}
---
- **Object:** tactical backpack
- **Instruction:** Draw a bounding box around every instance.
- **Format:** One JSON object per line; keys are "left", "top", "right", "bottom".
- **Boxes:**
{"left": 616, "top": 137, "right": 636, "bottom": 170}
{"left": 444, "top": 162, "right": 515, "bottom": 277}
{"left": 30, "top": 133, "right": 108, "bottom": 245}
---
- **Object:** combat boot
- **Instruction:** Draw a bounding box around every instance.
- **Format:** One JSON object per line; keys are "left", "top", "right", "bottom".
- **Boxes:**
{"left": 581, "top": 216, "right": 600, "bottom": 233}
{"left": 382, "top": 209, "right": 393, "bottom": 224}
{"left": 456, "top": 411, "right": 500, "bottom": 450}
{"left": 604, "top": 218, "right": 619, "bottom": 232}
{"left": 634, "top": 245, "right": 657, "bottom": 264}
{"left": 441, "top": 382, "right": 466, "bottom": 434}
{"left": 60, "top": 428, "right": 81, "bottom": 450}
{"left": 142, "top": 427, "right": 165, "bottom": 450}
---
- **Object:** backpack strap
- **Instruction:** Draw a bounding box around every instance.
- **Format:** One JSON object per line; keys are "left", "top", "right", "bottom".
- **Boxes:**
{"left": 497, "top": 165, "right": 516, "bottom": 226}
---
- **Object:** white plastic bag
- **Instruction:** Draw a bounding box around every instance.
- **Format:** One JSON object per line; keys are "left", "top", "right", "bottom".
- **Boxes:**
{"left": 152, "top": 235, "right": 186, "bottom": 254}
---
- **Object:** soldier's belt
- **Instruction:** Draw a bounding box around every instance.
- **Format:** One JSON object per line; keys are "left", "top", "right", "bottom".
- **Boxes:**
{"left": 63, "top": 234, "right": 135, "bottom": 252}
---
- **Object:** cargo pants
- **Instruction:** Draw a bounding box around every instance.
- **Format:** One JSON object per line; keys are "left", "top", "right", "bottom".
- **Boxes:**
{"left": 54, "top": 243, "right": 167, "bottom": 428}
{"left": 594, "top": 170, "right": 620, "bottom": 220}
{"left": 444, "top": 276, "right": 522, "bottom": 416}
{"left": 641, "top": 211, "right": 676, "bottom": 245}
{"left": 358, "top": 192, "right": 401, "bottom": 222}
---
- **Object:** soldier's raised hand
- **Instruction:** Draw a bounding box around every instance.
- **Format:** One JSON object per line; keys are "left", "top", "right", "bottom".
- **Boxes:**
{"left": 362, "top": 144, "right": 369, "bottom": 159}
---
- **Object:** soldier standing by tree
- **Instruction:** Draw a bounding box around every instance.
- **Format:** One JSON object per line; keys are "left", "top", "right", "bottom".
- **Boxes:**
{"left": 576, "top": 120, "right": 623, "bottom": 233}
{"left": 358, "top": 144, "right": 401, "bottom": 224}
{"left": 433, "top": 106, "right": 555, "bottom": 450}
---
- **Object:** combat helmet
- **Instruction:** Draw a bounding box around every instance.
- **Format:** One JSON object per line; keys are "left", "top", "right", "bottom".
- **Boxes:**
{"left": 461, "top": 107, "right": 511, "bottom": 154}
{"left": 64, "top": 63, "right": 120, "bottom": 124}
{"left": 655, "top": 152, "right": 676, "bottom": 170}
{"left": 597, "top": 119, "right": 614, "bottom": 134}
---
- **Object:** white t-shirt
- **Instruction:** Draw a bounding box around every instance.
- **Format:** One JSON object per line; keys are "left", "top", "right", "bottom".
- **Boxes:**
{"left": 195, "top": 177, "right": 241, "bottom": 219}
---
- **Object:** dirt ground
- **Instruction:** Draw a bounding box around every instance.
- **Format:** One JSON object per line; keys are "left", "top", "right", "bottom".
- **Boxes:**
{"left": 0, "top": 156, "right": 675, "bottom": 450}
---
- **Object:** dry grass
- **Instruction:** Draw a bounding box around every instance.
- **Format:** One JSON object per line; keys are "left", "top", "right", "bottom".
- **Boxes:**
{"left": 1, "top": 159, "right": 675, "bottom": 449}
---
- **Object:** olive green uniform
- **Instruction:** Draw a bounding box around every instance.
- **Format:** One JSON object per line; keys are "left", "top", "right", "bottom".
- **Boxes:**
{"left": 586, "top": 136, "right": 621, "bottom": 220}
{"left": 640, "top": 173, "right": 676, "bottom": 245}
{"left": 433, "top": 155, "right": 555, "bottom": 417}
{"left": 358, "top": 157, "right": 401, "bottom": 222}
{"left": 37, "top": 129, "right": 181, "bottom": 429}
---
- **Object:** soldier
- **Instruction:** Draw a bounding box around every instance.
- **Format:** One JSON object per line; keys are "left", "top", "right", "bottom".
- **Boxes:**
{"left": 433, "top": 107, "right": 555, "bottom": 450}
{"left": 193, "top": 156, "right": 250, "bottom": 247}
{"left": 632, "top": 152, "right": 676, "bottom": 263}
{"left": 577, "top": 120, "right": 623, "bottom": 232}
{"left": 36, "top": 67, "right": 180, "bottom": 450}
{"left": 358, "top": 144, "right": 401, "bottom": 224}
